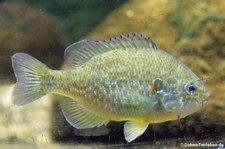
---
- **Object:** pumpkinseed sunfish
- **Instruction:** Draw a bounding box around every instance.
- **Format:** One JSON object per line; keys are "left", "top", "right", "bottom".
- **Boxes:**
{"left": 11, "top": 34, "right": 209, "bottom": 142}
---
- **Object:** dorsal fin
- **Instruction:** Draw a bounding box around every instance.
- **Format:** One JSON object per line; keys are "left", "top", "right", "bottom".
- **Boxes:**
{"left": 64, "top": 33, "right": 158, "bottom": 69}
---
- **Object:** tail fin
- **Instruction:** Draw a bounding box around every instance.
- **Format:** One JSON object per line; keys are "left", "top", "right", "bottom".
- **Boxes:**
{"left": 11, "top": 53, "right": 50, "bottom": 105}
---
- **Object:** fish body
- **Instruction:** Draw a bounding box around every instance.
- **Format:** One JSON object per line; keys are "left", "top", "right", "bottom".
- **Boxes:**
{"left": 11, "top": 34, "right": 209, "bottom": 142}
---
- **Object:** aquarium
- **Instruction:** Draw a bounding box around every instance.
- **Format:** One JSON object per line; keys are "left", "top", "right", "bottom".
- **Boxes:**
{"left": 0, "top": 0, "right": 225, "bottom": 148}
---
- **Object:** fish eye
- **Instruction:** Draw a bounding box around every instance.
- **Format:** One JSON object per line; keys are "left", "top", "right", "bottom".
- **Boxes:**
{"left": 185, "top": 82, "right": 197, "bottom": 95}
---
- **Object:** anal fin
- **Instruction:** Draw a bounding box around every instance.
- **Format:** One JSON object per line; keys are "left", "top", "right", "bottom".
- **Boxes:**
{"left": 124, "top": 121, "right": 149, "bottom": 142}
{"left": 61, "top": 100, "right": 109, "bottom": 129}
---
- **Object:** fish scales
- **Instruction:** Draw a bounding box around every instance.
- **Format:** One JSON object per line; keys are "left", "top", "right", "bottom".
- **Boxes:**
{"left": 45, "top": 50, "right": 194, "bottom": 121}
{"left": 11, "top": 33, "right": 209, "bottom": 142}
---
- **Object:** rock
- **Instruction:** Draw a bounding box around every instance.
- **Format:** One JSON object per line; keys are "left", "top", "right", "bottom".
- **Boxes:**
{"left": 0, "top": 2, "right": 66, "bottom": 82}
{"left": 0, "top": 85, "right": 52, "bottom": 143}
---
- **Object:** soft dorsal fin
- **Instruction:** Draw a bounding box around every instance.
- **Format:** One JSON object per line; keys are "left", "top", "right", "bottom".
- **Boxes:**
{"left": 64, "top": 33, "right": 158, "bottom": 69}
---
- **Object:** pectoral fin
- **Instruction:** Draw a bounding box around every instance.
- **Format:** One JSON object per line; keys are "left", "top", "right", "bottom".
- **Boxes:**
{"left": 124, "top": 121, "right": 148, "bottom": 142}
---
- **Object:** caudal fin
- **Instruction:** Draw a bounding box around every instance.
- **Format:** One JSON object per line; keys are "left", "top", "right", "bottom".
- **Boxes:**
{"left": 11, "top": 53, "right": 49, "bottom": 105}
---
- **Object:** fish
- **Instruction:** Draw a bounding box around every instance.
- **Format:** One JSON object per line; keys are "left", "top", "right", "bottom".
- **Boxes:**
{"left": 11, "top": 33, "right": 209, "bottom": 142}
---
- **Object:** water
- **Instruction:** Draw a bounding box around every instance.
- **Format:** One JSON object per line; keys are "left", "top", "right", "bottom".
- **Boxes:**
{"left": 0, "top": 0, "right": 225, "bottom": 148}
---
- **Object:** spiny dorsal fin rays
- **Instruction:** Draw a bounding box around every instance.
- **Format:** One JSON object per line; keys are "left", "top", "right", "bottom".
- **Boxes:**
{"left": 128, "top": 33, "right": 158, "bottom": 50}
{"left": 63, "top": 33, "right": 158, "bottom": 69}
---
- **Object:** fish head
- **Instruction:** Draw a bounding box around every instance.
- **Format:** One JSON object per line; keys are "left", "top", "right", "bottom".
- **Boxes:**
{"left": 155, "top": 76, "right": 209, "bottom": 118}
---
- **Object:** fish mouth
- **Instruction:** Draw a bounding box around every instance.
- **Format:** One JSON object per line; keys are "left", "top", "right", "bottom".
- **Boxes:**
{"left": 193, "top": 90, "right": 210, "bottom": 108}
{"left": 201, "top": 91, "right": 210, "bottom": 105}
{"left": 167, "top": 90, "right": 210, "bottom": 117}
{"left": 176, "top": 93, "right": 209, "bottom": 113}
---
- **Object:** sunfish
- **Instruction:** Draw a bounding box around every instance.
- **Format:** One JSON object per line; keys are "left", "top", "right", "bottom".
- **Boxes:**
{"left": 11, "top": 34, "right": 209, "bottom": 142}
